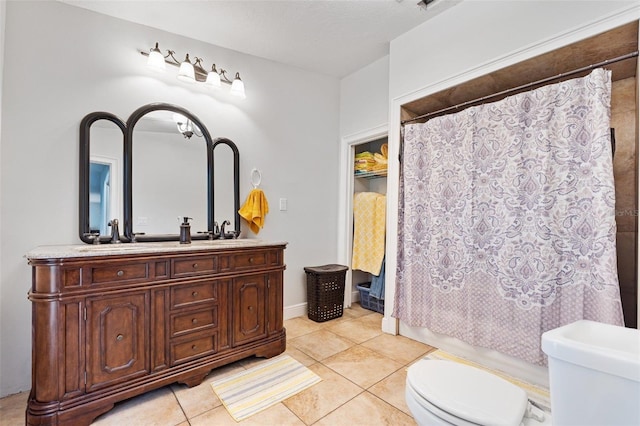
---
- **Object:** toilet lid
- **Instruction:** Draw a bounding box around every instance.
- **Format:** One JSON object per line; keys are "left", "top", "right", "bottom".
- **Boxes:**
{"left": 407, "top": 360, "right": 528, "bottom": 426}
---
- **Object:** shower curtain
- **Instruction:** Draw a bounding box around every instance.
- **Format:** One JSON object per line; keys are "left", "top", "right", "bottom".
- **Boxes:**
{"left": 394, "top": 69, "right": 624, "bottom": 365}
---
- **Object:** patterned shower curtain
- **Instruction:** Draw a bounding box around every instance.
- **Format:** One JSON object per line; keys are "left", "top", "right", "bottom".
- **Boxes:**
{"left": 394, "top": 69, "right": 624, "bottom": 365}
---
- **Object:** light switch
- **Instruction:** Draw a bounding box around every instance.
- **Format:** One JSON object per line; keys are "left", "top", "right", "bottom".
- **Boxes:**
{"left": 279, "top": 198, "right": 288, "bottom": 211}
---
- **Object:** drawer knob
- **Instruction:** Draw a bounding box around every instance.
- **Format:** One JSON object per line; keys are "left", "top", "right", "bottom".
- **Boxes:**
{"left": 116, "top": 334, "right": 124, "bottom": 341}
{"left": 192, "top": 263, "right": 198, "bottom": 269}
{"left": 248, "top": 306, "right": 254, "bottom": 311}
{"left": 192, "top": 291, "right": 199, "bottom": 297}
{"left": 191, "top": 344, "right": 197, "bottom": 350}
{"left": 249, "top": 257, "right": 254, "bottom": 263}
{"left": 192, "top": 318, "right": 198, "bottom": 324}
{"left": 117, "top": 270, "right": 124, "bottom": 277}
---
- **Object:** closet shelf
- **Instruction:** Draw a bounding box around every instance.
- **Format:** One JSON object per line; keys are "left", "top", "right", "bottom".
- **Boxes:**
{"left": 355, "top": 170, "right": 387, "bottom": 179}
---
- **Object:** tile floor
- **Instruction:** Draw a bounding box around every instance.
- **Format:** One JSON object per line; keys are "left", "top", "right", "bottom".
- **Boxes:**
{"left": 0, "top": 303, "right": 435, "bottom": 425}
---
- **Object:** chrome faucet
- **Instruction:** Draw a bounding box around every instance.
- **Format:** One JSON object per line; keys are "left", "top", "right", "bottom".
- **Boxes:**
{"left": 83, "top": 232, "right": 101, "bottom": 245}
{"left": 108, "top": 219, "right": 121, "bottom": 243}
{"left": 219, "top": 220, "right": 230, "bottom": 239}
{"left": 197, "top": 222, "right": 221, "bottom": 240}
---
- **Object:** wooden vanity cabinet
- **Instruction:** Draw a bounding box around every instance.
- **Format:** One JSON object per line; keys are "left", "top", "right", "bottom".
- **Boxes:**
{"left": 26, "top": 243, "right": 286, "bottom": 426}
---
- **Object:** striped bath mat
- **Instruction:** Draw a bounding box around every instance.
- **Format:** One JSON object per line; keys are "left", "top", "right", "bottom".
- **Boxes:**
{"left": 210, "top": 354, "right": 321, "bottom": 421}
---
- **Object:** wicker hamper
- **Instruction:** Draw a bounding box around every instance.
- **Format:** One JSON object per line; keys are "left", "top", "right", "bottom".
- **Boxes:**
{"left": 304, "top": 264, "right": 348, "bottom": 322}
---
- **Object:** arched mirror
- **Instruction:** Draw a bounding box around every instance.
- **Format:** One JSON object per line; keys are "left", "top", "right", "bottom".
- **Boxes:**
{"left": 124, "top": 104, "right": 214, "bottom": 242}
{"left": 80, "top": 103, "right": 241, "bottom": 243}
{"left": 129, "top": 109, "right": 209, "bottom": 239}
{"left": 79, "top": 113, "right": 126, "bottom": 244}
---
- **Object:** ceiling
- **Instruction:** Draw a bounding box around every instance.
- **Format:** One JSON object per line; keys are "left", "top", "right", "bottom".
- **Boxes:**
{"left": 61, "top": 0, "right": 459, "bottom": 78}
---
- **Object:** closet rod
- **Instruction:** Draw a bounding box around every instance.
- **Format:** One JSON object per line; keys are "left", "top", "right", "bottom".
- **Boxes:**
{"left": 401, "top": 50, "right": 639, "bottom": 125}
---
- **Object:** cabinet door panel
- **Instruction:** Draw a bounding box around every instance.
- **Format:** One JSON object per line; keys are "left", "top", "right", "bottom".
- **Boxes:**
{"left": 267, "top": 272, "right": 283, "bottom": 336}
{"left": 232, "top": 275, "right": 267, "bottom": 346}
{"left": 86, "top": 293, "right": 148, "bottom": 391}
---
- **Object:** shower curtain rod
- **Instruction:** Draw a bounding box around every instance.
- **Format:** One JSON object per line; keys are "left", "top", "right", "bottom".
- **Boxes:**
{"left": 401, "top": 50, "right": 639, "bottom": 125}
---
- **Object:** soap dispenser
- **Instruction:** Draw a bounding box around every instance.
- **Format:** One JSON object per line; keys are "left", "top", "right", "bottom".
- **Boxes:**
{"left": 180, "top": 217, "right": 193, "bottom": 244}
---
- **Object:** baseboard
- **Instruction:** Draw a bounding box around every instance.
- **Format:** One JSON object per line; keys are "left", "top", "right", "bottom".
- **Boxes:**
{"left": 351, "top": 289, "right": 360, "bottom": 305}
{"left": 284, "top": 290, "right": 363, "bottom": 320}
{"left": 381, "top": 316, "right": 397, "bottom": 335}
{"left": 283, "top": 302, "right": 307, "bottom": 320}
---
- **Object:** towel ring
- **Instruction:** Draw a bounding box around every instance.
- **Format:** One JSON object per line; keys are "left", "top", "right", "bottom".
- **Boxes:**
{"left": 250, "top": 168, "right": 262, "bottom": 189}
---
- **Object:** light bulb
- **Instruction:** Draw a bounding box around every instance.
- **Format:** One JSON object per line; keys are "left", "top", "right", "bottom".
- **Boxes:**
{"left": 147, "top": 42, "right": 165, "bottom": 72}
{"left": 230, "top": 72, "right": 246, "bottom": 99}
{"left": 177, "top": 54, "right": 195, "bottom": 83}
{"left": 205, "top": 64, "right": 221, "bottom": 88}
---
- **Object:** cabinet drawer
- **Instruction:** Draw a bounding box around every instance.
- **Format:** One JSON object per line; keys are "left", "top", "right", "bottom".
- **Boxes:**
{"left": 90, "top": 262, "right": 149, "bottom": 285}
{"left": 172, "top": 255, "right": 217, "bottom": 278}
{"left": 171, "top": 282, "right": 218, "bottom": 309}
{"left": 233, "top": 252, "right": 268, "bottom": 270}
{"left": 171, "top": 307, "right": 218, "bottom": 337}
{"left": 171, "top": 335, "right": 217, "bottom": 365}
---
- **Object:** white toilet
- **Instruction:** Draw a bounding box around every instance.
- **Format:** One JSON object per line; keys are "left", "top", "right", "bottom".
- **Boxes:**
{"left": 405, "top": 360, "right": 546, "bottom": 426}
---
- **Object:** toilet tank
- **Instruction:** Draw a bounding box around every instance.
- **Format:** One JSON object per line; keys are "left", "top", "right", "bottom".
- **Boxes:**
{"left": 541, "top": 320, "right": 640, "bottom": 426}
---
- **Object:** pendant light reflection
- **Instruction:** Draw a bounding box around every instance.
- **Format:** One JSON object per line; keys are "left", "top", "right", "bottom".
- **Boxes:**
{"left": 172, "top": 113, "right": 203, "bottom": 139}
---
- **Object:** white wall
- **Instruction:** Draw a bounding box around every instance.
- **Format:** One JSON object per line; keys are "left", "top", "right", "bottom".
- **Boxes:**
{"left": 339, "top": 55, "right": 389, "bottom": 137}
{"left": 384, "top": 0, "right": 640, "bottom": 381}
{"left": 390, "top": 0, "right": 639, "bottom": 100}
{"left": 0, "top": 1, "right": 340, "bottom": 397}
{"left": 337, "top": 55, "right": 390, "bottom": 306}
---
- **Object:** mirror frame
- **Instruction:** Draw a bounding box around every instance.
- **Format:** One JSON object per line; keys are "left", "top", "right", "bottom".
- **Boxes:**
{"left": 79, "top": 112, "right": 126, "bottom": 244}
{"left": 125, "top": 103, "right": 215, "bottom": 242}
{"left": 212, "top": 137, "right": 241, "bottom": 235}
{"left": 79, "top": 103, "right": 241, "bottom": 243}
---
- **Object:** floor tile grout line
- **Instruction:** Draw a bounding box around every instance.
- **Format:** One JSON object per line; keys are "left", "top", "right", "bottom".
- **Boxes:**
{"left": 281, "top": 400, "right": 309, "bottom": 426}
{"left": 363, "top": 389, "right": 415, "bottom": 418}
{"left": 307, "top": 388, "right": 367, "bottom": 426}
{"left": 169, "top": 386, "right": 190, "bottom": 426}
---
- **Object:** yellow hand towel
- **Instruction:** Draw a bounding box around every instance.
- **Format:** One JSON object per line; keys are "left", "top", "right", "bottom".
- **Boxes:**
{"left": 238, "top": 189, "right": 269, "bottom": 234}
{"left": 352, "top": 192, "right": 386, "bottom": 275}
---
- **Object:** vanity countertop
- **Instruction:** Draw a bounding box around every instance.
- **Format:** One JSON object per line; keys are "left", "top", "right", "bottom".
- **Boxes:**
{"left": 26, "top": 239, "right": 288, "bottom": 260}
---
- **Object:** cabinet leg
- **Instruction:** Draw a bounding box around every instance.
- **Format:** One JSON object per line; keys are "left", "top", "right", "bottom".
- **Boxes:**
{"left": 254, "top": 336, "right": 286, "bottom": 359}
{"left": 27, "top": 399, "right": 114, "bottom": 426}
{"left": 178, "top": 373, "right": 209, "bottom": 388}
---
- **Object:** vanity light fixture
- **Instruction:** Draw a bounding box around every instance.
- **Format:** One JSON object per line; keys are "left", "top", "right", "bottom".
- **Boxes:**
{"left": 141, "top": 42, "right": 246, "bottom": 98}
